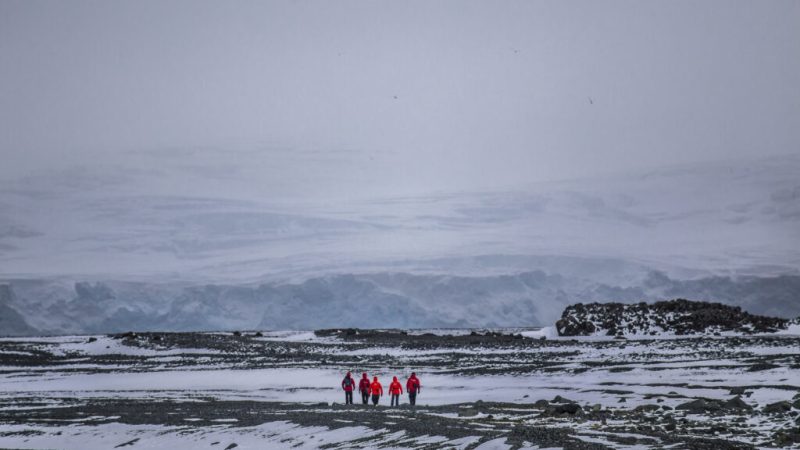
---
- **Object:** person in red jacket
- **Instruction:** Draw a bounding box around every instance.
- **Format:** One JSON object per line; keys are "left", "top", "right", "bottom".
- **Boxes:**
{"left": 369, "top": 376, "right": 383, "bottom": 406}
{"left": 358, "top": 373, "right": 371, "bottom": 405}
{"left": 389, "top": 376, "right": 403, "bottom": 406}
{"left": 406, "top": 372, "right": 421, "bottom": 406}
{"left": 341, "top": 371, "right": 355, "bottom": 405}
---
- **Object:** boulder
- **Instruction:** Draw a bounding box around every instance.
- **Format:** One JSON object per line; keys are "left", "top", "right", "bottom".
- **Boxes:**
{"left": 764, "top": 401, "right": 792, "bottom": 414}
{"left": 774, "top": 430, "right": 800, "bottom": 446}
{"left": 722, "top": 396, "right": 752, "bottom": 411}
{"left": 549, "top": 403, "right": 582, "bottom": 415}
{"left": 676, "top": 399, "right": 722, "bottom": 414}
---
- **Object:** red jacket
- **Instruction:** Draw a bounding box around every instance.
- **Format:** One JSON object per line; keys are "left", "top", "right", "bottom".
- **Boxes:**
{"left": 389, "top": 379, "right": 403, "bottom": 395}
{"left": 406, "top": 375, "right": 421, "bottom": 394}
{"left": 369, "top": 380, "right": 383, "bottom": 396}
{"left": 358, "top": 376, "right": 370, "bottom": 393}
{"left": 341, "top": 374, "right": 355, "bottom": 392}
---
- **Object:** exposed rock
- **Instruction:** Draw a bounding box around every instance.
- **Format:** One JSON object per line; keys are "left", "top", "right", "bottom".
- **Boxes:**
{"left": 676, "top": 399, "right": 722, "bottom": 414}
{"left": 555, "top": 318, "right": 595, "bottom": 335}
{"left": 547, "top": 403, "right": 582, "bottom": 415}
{"left": 634, "top": 404, "right": 660, "bottom": 413}
{"left": 458, "top": 408, "right": 479, "bottom": 417}
{"left": 747, "top": 362, "right": 779, "bottom": 372}
{"left": 115, "top": 331, "right": 137, "bottom": 340}
{"left": 723, "top": 396, "right": 752, "bottom": 411}
{"left": 556, "top": 299, "right": 790, "bottom": 336}
{"left": 676, "top": 396, "right": 754, "bottom": 414}
{"left": 774, "top": 430, "right": 800, "bottom": 446}
{"left": 763, "top": 401, "right": 792, "bottom": 414}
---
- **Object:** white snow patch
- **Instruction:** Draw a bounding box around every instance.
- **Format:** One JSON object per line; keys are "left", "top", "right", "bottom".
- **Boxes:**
{"left": 520, "top": 327, "right": 557, "bottom": 340}
{"left": 474, "top": 437, "right": 512, "bottom": 449}
{"left": 0, "top": 421, "right": 376, "bottom": 450}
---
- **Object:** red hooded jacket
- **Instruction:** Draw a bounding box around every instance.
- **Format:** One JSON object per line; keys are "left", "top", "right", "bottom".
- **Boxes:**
{"left": 358, "top": 373, "right": 370, "bottom": 393}
{"left": 369, "top": 377, "right": 383, "bottom": 396}
{"left": 341, "top": 372, "right": 355, "bottom": 392}
{"left": 389, "top": 376, "right": 403, "bottom": 395}
{"left": 406, "top": 374, "right": 421, "bottom": 394}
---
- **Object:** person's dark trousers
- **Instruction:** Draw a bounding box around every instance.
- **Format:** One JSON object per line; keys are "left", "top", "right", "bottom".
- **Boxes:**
{"left": 391, "top": 394, "right": 399, "bottom": 406}
{"left": 371, "top": 394, "right": 380, "bottom": 405}
{"left": 409, "top": 392, "right": 416, "bottom": 405}
{"left": 361, "top": 391, "right": 369, "bottom": 404}
{"left": 345, "top": 391, "right": 353, "bottom": 404}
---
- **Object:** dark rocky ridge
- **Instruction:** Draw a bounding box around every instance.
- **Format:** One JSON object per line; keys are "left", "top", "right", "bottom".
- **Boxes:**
{"left": 556, "top": 299, "right": 795, "bottom": 337}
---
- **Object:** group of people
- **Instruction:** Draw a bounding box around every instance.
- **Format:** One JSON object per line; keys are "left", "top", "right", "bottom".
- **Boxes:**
{"left": 341, "top": 372, "right": 422, "bottom": 406}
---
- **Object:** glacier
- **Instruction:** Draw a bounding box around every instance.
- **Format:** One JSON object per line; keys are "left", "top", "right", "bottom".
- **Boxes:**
{"left": 1, "top": 153, "right": 799, "bottom": 335}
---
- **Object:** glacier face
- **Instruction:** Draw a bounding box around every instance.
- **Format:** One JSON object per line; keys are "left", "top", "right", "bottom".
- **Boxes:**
{"left": 3, "top": 268, "right": 799, "bottom": 336}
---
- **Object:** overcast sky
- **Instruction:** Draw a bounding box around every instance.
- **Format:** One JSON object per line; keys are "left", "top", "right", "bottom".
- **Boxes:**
{"left": 1, "top": 0, "right": 799, "bottom": 193}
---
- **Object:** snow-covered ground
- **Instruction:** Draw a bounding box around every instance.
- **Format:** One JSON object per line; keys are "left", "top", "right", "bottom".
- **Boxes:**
{"left": 1, "top": 330, "right": 799, "bottom": 448}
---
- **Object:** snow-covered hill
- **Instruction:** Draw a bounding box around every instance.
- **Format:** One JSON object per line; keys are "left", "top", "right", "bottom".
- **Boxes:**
{"left": 1, "top": 153, "right": 798, "bottom": 282}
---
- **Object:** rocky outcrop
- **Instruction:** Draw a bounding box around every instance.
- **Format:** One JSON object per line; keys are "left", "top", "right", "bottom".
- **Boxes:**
{"left": 556, "top": 299, "right": 792, "bottom": 337}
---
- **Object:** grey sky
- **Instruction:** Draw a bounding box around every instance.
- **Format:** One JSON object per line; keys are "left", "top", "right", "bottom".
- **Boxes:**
{"left": 2, "top": 0, "right": 799, "bottom": 192}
